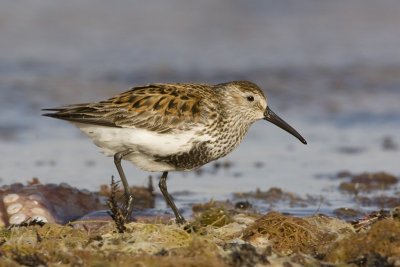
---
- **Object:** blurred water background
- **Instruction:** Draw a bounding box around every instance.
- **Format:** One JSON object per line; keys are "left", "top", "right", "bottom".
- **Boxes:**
{"left": 1, "top": 0, "right": 400, "bottom": 216}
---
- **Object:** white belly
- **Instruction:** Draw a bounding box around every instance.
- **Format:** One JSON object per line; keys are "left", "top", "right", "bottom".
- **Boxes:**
{"left": 72, "top": 122, "right": 211, "bottom": 172}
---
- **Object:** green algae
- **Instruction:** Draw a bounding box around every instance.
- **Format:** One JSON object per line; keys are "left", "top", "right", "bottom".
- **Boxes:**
{"left": 1, "top": 206, "right": 399, "bottom": 266}
{"left": 197, "top": 205, "right": 231, "bottom": 228}
{"left": 243, "top": 211, "right": 324, "bottom": 255}
{"left": 324, "top": 219, "right": 400, "bottom": 264}
{"left": 0, "top": 221, "right": 226, "bottom": 266}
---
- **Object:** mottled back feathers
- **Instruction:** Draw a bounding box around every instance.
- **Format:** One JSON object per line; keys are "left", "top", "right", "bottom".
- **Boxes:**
{"left": 43, "top": 83, "right": 220, "bottom": 133}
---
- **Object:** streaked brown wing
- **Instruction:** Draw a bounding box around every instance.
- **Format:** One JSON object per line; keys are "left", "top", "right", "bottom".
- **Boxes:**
{"left": 43, "top": 83, "right": 218, "bottom": 133}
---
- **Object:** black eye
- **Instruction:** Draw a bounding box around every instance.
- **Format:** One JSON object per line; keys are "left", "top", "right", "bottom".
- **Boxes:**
{"left": 247, "top": 96, "right": 254, "bottom": 102}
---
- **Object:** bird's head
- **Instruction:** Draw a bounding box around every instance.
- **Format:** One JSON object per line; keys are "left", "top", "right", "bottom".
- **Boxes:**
{"left": 217, "top": 81, "right": 307, "bottom": 145}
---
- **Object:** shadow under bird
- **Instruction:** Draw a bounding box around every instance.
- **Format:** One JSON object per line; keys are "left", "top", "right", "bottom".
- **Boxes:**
{"left": 43, "top": 81, "right": 307, "bottom": 224}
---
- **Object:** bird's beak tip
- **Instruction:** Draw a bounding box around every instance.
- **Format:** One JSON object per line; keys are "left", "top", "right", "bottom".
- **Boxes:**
{"left": 264, "top": 107, "right": 307, "bottom": 145}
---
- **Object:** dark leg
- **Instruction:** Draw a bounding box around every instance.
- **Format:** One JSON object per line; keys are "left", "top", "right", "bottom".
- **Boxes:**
{"left": 114, "top": 150, "right": 134, "bottom": 222}
{"left": 159, "top": 172, "right": 186, "bottom": 224}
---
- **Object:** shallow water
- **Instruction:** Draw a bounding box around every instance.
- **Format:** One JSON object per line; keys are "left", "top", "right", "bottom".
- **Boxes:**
{"left": 1, "top": 0, "right": 400, "bottom": 217}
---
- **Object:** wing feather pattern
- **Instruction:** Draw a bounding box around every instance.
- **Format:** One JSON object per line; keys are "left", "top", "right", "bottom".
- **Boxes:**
{"left": 43, "top": 83, "right": 218, "bottom": 133}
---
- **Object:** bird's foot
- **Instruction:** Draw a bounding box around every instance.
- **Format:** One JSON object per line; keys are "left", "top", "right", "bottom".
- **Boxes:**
{"left": 182, "top": 221, "right": 199, "bottom": 233}
{"left": 175, "top": 214, "right": 186, "bottom": 225}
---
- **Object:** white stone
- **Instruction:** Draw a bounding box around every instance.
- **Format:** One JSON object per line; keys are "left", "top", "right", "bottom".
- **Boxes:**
{"left": 9, "top": 213, "right": 26, "bottom": 224}
{"left": 3, "top": 193, "right": 19, "bottom": 203}
{"left": 32, "top": 207, "right": 45, "bottom": 215}
{"left": 32, "top": 215, "right": 48, "bottom": 223}
{"left": 6, "top": 203, "right": 22, "bottom": 215}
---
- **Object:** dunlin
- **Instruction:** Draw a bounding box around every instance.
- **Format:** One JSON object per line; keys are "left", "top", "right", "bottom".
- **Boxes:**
{"left": 43, "top": 81, "right": 307, "bottom": 224}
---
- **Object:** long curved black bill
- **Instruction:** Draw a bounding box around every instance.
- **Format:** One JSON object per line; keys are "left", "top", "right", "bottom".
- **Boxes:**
{"left": 264, "top": 107, "right": 307, "bottom": 144}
